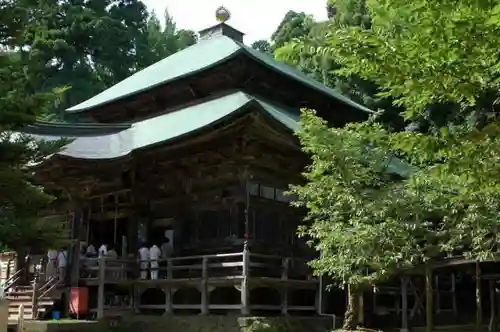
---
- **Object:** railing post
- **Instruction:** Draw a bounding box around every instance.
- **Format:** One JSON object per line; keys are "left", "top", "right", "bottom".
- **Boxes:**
{"left": 31, "top": 274, "right": 38, "bottom": 319}
{"left": 6, "top": 259, "right": 11, "bottom": 281}
{"left": 281, "top": 258, "right": 289, "bottom": 315}
{"left": 97, "top": 257, "right": 106, "bottom": 319}
{"left": 18, "top": 304, "right": 24, "bottom": 331}
{"left": 240, "top": 243, "right": 250, "bottom": 315}
{"left": 201, "top": 256, "right": 208, "bottom": 315}
{"left": 167, "top": 258, "right": 173, "bottom": 279}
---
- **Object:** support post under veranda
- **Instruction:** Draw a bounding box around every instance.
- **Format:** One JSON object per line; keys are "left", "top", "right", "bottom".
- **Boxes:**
{"left": 425, "top": 264, "right": 433, "bottom": 332}
{"left": 477, "top": 261, "right": 483, "bottom": 332}
{"left": 489, "top": 278, "right": 496, "bottom": 332}
{"left": 401, "top": 275, "right": 409, "bottom": 332}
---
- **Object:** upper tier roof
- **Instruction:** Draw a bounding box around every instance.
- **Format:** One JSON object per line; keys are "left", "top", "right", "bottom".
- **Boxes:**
{"left": 66, "top": 35, "right": 373, "bottom": 114}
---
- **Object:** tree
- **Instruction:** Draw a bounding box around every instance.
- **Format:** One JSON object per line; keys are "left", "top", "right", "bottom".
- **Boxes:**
{"left": 326, "top": 0, "right": 371, "bottom": 28}
{"left": 290, "top": 1, "right": 500, "bottom": 330}
{"left": 271, "top": 11, "right": 315, "bottom": 50}
{"left": 136, "top": 9, "right": 196, "bottom": 69}
{"left": 313, "top": 0, "right": 500, "bottom": 126}
{"left": 0, "top": 2, "right": 68, "bottom": 252}
{"left": 250, "top": 39, "right": 271, "bottom": 54}
{"left": 275, "top": 2, "right": 404, "bottom": 129}
{"left": 2, "top": 1, "right": 196, "bottom": 121}
{"left": 291, "top": 111, "right": 433, "bottom": 330}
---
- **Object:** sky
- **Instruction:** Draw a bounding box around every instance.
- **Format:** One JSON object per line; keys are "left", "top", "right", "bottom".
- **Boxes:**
{"left": 142, "top": 0, "right": 328, "bottom": 44}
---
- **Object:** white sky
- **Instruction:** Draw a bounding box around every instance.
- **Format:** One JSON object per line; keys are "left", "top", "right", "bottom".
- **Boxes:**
{"left": 142, "top": 0, "right": 328, "bottom": 44}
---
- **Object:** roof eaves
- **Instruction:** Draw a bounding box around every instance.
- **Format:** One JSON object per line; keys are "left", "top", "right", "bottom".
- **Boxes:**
{"left": 24, "top": 120, "right": 131, "bottom": 136}
{"left": 237, "top": 42, "right": 374, "bottom": 114}
{"left": 65, "top": 47, "right": 245, "bottom": 114}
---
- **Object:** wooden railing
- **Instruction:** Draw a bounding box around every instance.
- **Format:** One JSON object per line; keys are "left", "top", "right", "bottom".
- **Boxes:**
{"left": 79, "top": 251, "right": 312, "bottom": 283}
{"left": 80, "top": 246, "right": 317, "bottom": 318}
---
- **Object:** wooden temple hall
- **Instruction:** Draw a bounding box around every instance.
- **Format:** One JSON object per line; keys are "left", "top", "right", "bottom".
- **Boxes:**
{"left": 19, "top": 8, "right": 441, "bottom": 329}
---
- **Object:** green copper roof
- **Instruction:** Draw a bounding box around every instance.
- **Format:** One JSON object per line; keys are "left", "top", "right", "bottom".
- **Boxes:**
{"left": 31, "top": 91, "right": 412, "bottom": 177}
{"left": 66, "top": 36, "right": 373, "bottom": 114}
{"left": 33, "top": 91, "right": 298, "bottom": 160}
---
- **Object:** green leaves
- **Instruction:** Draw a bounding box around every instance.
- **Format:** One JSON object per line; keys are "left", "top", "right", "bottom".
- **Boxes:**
{"left": 292, "top": 110, "right": 427, "bottom": 287}
{"left": 0, "top": 2, "right": 67, "bottom": 251}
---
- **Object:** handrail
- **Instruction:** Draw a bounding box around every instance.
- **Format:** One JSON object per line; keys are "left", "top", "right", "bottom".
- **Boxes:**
{"left": 37, "top": 277, "right": 59, "bottom": 300}
{"left": 3, "top": 268, "right": 23, "bottom": 292}
{"left": 32, "top": 276, "right": 60, "bottom": 319}
{"left": 37, "top": 276, "right": 58, "bottom": 294}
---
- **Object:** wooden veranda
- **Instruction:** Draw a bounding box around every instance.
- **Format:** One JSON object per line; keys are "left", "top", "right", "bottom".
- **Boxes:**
{"left": 78, "top": 243, "right": 319, "bottom": 318}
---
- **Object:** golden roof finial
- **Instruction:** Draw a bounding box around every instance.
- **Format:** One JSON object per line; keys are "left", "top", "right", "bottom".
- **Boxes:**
{"left": 215, "top": 5, "right": 231, "bottom": 23}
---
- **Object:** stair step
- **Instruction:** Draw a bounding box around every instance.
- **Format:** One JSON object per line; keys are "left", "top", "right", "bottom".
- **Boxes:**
{"left": 8, "top": 302, "right": 53, "bottom": 310}
{"left": 8, "top": 314, "right": 34, "bottom": 321}
{"left": 8, "top": 307, "right": 47, "bottom": 313}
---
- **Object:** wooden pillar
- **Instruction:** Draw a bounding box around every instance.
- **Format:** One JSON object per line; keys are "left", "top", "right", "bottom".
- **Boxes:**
{"left": 401, "top": 276, "right": 409, "bottom": 332}
{"left": 452, "top": 273, "right": 457, "bottom": 318}
{"left": 31, "top": 274, "right": 38, "bottom": 320}
{"left": 97, "top": 256, "right": 106, "bottom": 319}
{"left": 477, "top": 261, "right": 483, "bottom": 332}
{"left": 69, "top": 206, "right": 83, "bottom": 286}
{"left": 425, "top": 264, "right": 433, "bottom": 332}
{"left": 164, "top": 287, "right": 173, "bottom": 315}
{"left": 241, "top": 242, "right": 250, "bottom": 315}
{"left": 133, "top": 285, "right": 140, "bottom": 314}
{"left": 489, "top": 279, "right": 497, "bottom": 332}
{"left": 281, "top": 258, "right": 289, "bottom": 315}
{"left": 201, "top": 256, "right": 209, "bottom": 315}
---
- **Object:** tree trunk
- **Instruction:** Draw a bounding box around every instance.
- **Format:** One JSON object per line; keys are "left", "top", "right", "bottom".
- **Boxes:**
{"left": 343, "top": 284, "right": 361, "bottom": 331}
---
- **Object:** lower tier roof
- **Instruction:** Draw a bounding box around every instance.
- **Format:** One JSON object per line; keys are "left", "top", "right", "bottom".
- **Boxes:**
{"left": 27, "top": 91, "right": 299, "bottom": 160}
{"left": 25, "top": 90, "right": 413, "bottom": 177}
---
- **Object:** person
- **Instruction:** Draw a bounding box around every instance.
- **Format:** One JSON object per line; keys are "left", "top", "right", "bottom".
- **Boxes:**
{"left": 107, "top": 246, "right": 119, "bottom": 280}
{"left": 149, "top": 243, "right": 161, "bottom": 280}
{"left": 107, "top": 247, "right": 118, "bottom": 258}
{"left": 160, "top": 237, "right": 173, "bottom": 260}
{"left": 46, "top": 248, "right": 58, "bottom": 280}
{"left": 86, "top": 243, "right": 97, "bottom": 257}
{"left": 138, "top": 243, "right": 149, "bottom": 280}
{"left": 56, "top": 249, "right": 67, "bottom": 281}
{"left": 98, "top": 243, "right": 108, "bottom": 257}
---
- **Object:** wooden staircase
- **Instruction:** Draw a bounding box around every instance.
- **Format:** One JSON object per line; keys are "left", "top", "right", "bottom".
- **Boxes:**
{"left": 7, "top": 277, "right": 62, "bottom": 321}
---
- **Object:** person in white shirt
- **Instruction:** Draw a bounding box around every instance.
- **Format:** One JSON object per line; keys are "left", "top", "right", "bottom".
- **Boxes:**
{"left": 86, "top": 244, "right": 97, "bottom": 257}
{"left": 138, "top": 243, "right": 150, "bottom": 280}
{"left": 46, "top": 249, "right": 58, "bottom": 280}
{"left": 149, "top": 244, "right": 161, "bottom": 280}
{"left": 57, "top": 249, "right": 67, "bottom": 281}
{"left": 98, "top": 244, "right": 108, "bottom": 258}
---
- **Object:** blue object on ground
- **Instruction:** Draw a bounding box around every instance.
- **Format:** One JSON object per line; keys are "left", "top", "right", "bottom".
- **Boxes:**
{"left": 52, "top": 310, "right": 61, "bottom": 320}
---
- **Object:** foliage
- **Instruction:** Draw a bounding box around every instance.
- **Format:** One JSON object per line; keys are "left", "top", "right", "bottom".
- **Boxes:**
{"left": 275, "top": 1, "right": 405, "bottom": 130}
{"left": 327, "top": 0, "right": 371, "bottom": 28}
{"left": 0, "top": 33, "right": 67, "bottom": 249}
{"left": 304, "top": 0, "right": 500, "bottom": 125}
{"left": 250, "top": 40, "right": 271, "bottom": 54}
{"left": 251, "top": 11, "right": 314, "bottom": 55}
{"left": 291, "top": 111, "right": 431, "bottom": 288}
{"left": 136, "top": 9, "right": 197, "bottom": 70}
{"left": 1, "top": 1, "right": 196, "bottom": 121}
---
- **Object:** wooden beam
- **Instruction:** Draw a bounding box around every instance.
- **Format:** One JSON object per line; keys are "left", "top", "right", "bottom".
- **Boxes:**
{"left": 401, "top": 276, "right": 409, "bottom": 332}
{"left": 96, "top": 256, "right": 106, "bottom": 319}
{"left": 477, "top": 261, "right": 483, "bottom": 332}
{"left": 240, "top": 243, "right": 250, "bottom": 315}
{"left": 425, "top": 264, "right": 433, "bottom": 332}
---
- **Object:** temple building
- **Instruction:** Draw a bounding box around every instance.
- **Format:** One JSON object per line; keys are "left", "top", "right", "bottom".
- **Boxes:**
{"left": 9, "top": 7, "right": 427, "bottom": 330}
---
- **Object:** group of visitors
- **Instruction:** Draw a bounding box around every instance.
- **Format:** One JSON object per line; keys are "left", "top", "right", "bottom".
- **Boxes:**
{"left": 138, "top": 238, "right": 173, "bottom": 280}
{"left": 45, "top": 248, "right": 67, "bottom": 281}
{"left": 72, "top": 237, "right": 173, "bottom": 280}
